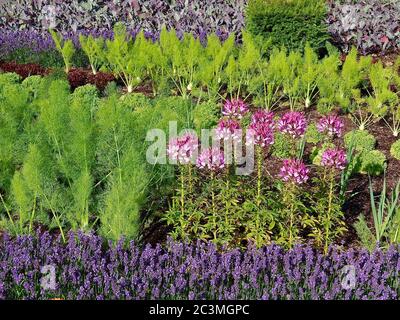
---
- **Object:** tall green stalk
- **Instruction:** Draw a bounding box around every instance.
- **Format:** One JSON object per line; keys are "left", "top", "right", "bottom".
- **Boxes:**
{"left": 324, "top": 170, "right": 335, "bottom": 254}
{"left": 256, "top": 145, "right": 263, "bottom": 247}
{"left": 210, "top": 171, "right": 217, "bottom": 242}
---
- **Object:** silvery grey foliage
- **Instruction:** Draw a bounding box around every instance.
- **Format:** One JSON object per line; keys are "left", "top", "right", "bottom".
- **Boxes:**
{"left": 0, "top": 0, "right": 246, "bottom": 38}
{"left": 327, "top": 0, "right": 400, "bottom": 54}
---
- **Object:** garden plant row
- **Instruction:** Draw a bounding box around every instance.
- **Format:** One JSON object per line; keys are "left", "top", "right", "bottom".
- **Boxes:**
{"left": 1, "top": 232, "right": 399, "bottom": 299}
{"left": 1, "top": 0, "right": 400, "bottom": 300}
{"left": 1, "top": 24, "right": 400, "bottom": 248}
{"left": 1, "top": 0, "right": 400, "bottom": 59}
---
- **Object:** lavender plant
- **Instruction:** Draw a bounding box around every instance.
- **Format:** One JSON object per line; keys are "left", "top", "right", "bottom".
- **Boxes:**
{"left": 2, "top": 232, "right": 400, "bottom": 300}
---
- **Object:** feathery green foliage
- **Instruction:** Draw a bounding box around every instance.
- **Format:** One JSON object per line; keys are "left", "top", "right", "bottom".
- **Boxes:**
{"left": 79, "top": 34, "right": 106, "bottom": 75}
{"left": 159, "top": 27, "right": 204, "bottom": 99}
{"left": 96, "top": 92, "right": 149, "bottom": 240}
{"left": 197, "top": 33, "right": 235, "bottom": 101}
{"left": 105, "top": 23, "right": 147, "bottom": 93}
{"left": 49, "top": 29, "right": 75, "bottom": 73}
{"left": 0, "top": 77, "right": 160, "bottom": 241}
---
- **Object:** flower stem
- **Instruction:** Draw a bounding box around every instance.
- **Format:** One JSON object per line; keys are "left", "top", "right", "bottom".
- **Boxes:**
{"left": 225, "top": 165, "right": 230, "bottom": 228}
{"left": 180, "top": 166, "right": 185, "bottom": 237}
{"left": 257, "top": 146, "right": 262, "bottom": 206}
{"left": 325, "top": 172, "right": 334, "bottom": 254}
{"left": 188, "top": 164, "right": 193, "bottom": 193}
{"left": 288, "top": 183, "right": 296, "bottom": 249}
{"left": 0, "top": 192, "right": 15, "bottom": 230}
{"left": 256, "top": 146, "right": 263, "bottom": 247}
{"left": 211, "top": 171, "right": 217, "bottom": 242}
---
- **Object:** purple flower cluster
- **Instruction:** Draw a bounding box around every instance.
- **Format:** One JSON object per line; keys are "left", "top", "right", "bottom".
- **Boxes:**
{"left": 321, "top": 148, "right": 347, "bottom": 170}
{"left": 279, "top": 159, "right": 310, "bottom": 185}
{"left": 215, "top": 119, "right": 242, "bottom": 142}
{"left": 0, "top": 28, "right": 157, "bottom": 59}
{"left": 167, "top": 133, "right": 199, "bottom": 164}
{"left": 246, "top": 110, "right": 275, "bottom": 147}
{"left": 278, "top": 112, "right": 307, "bottom": 139}
{"left": 1, "top": 232, "right": 399, "bottom": 300}
{"left": 222, "top": 99, "right": 249, "bottom": 119}
{"left": 0, "top": 29, "right": 54, "bottom": 57}
{"left": 317, "top": 114, "right": 344, "bottom": 138}
{"left": 196, "top": 147, "right": 225, "bottom": 171}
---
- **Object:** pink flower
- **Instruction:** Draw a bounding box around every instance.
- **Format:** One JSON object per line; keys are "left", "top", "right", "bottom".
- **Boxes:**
{"left": 279, "top": 159, "right": 309, "bottom": 185}
{"left": 167, "top": 133, "right": 199, "bottom": 165}
{"left": 222, "top": 99, "right": 249, "bottom": 119}
{"left": 246, "top": 110, "right": 275, "bottom": 147}
{"left": 250, "top": 110, "right": 275, "bottom": 128}
{"left": 278, "top": 111, "right": 307, "bottom": 139}
{"left": 215, "top": 119, "right": 242, "bottom": 142}
{"left": 317, "top": 114, "right": 344, "bottom": 138}
{"left": 321, "top": 148, "right": 347, "bottom": 170}
{"left": 196, "top": 147, "right": 225, "bottom": 171}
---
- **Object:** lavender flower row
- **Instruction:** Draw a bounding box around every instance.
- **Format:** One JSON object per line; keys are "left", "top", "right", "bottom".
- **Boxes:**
{"left": 1, "top": 232, "right": 399, "bottom": 300}
{"left": 0, "top": 27, "right": 230, "bottom": 59}
{"left": 0, "top": 28, "right": 141, "bottom": 58}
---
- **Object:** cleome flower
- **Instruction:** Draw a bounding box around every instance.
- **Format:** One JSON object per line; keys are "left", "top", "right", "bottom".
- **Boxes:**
{"left": 317, "top": 114, "right": 344, "bottom": 138}
{"left": 250, "top": 110, "right": 275, "bottom": 128}
{"left": 222, "top": 98, "right": 249, "bottom": 119}
{"left": 246, "top": 110, "right": 275, "bottom": 147}
{"left": 279, "top": 159, "right": 309, "bottom": 185}
{"left": 215, "top": 118, "right": 242, "bottom": 142}
{"left": 278, "top": 111, "right": 307, "bottom": 139}
{"left": 196, "top": 147, "right": 225, "bottom": 171}
{"left": 167, "top": 132, "right": 199, "bottom": 165}
{"left": 321, "top": 148, "right": 347, "bottom": 170}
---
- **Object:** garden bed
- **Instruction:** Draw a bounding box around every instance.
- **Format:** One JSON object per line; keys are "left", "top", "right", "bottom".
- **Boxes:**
{"left": 2, "top": 0, "right": 400, "bottom": 301}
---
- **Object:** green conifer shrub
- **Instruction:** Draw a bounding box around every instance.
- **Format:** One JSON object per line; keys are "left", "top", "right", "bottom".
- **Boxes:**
{"left": 245, "top": 0, "right": 329, "bottom": 53}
